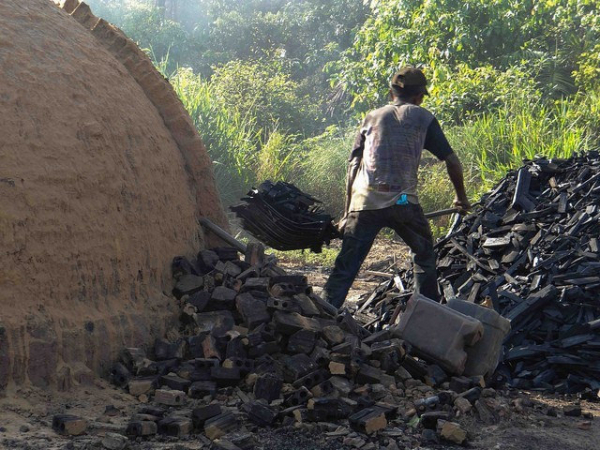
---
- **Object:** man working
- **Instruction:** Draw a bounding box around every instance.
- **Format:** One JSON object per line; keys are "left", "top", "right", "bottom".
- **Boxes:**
{"left": 323, "top": 66, "right": 471, "bottom": 309}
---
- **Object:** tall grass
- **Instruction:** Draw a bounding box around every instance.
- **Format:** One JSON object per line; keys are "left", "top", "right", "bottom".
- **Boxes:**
{"left": 255, "top": 130, "right": 299, "bottom": 182}
{"left": 296, "top": 127, "right": 356, "bottom": 217}
{"left": 449, "top": 97, "right": 593, "bottom": 189}
{"left": 166, "top": 67, "right": 311, "bottom": 206}
{"left": 169, "top": 68, "right": 261, "bottom": 205}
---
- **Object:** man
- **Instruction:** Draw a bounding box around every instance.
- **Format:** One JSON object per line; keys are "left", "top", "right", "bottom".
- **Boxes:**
{"left": 323, "top": 66, "right": 471, "bottom": 309}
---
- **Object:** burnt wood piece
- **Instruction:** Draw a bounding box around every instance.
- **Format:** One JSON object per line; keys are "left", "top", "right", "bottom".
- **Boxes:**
{"left": 187, "top": 291, "right": 211, "bottom": 312}
{"left": 284, "top": 387, "right": 312, "bottom": 407}
{"left": 223, "top": 357, "right": 255, "bottom": 374}
{"left": 293, "top": 294, "right": 321, "bottom": 317}
{"left": 210, "top": 367, "right": 241, "bottom": 387}
{"left": 52, "top": 415, "right": 88, "bottom": 436}
{"left": 254, "top": 374, "right": 283, "bottom": 402}
{"left": 349, "top": 407, "right": 388, "bottom": 434}
{"left": 244, "top": 401, "right": 278, "bottom": 426}
{"left": 192, "top": 404, "right": 222, "bottom": 429}
{"left": 173, "top": 274, "right": 205, "bottom": 299}
{"left": 189, "top": 381, "right": 217, "bottom": 399}
{"left": 505, "top": 285, "right": 558, "bottom": 328}
{"left": 287, "top": 329, "right": 317, "bottom": 354}
{"left": 267, "top": 297, "right": 302, "bottom": 313}
{"left": 510, "top": 167, "right": 535, "bottom": 211}
{"left": 157, "top": 417, "right": 193, "bottom": 437}
{"left": 272, "top": 311, "right": 321, "bottom": 335}
{"left": 236, "top": 293, "right": 270, "bottom": 329}
{"left": 292, "top": 369, "right": 330, "bottom": 390}
{"left": 226, "top": 337, "right": 247, "bottom": 359}
{"left": 125, "top": 420, "right": 156, "bottom": 437}
{"left": 281, "top": 354, "right": 317, "bottom": 382}
{"left": 160, "top": 374, "right": 191, "bottom": 392}
{"left": 204, "top": 413, "right": 240, "bottom": 440}
{"left": 209, "top": 286, "right": 238, "bottom": 310}
{"left": 307, "top": 398, "right": 354, "bottom": 421}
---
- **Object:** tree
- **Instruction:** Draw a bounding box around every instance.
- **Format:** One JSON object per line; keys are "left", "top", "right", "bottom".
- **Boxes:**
{"left": 334, "top": 0, "right": 600, "bottom": 116}
{"left": 210, "top": 59, "right": 318, "bottom": 136}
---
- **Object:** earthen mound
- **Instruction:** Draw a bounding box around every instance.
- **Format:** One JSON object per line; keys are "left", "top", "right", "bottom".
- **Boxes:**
{"left": 0, "top": 0, "right": 227, "bottom": 391}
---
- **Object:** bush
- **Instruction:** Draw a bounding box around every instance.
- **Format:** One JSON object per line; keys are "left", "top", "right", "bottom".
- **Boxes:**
{"left": 574, "top": 44, "right": 600, "bottom": 93}
{"left": 336, "top": 0, "right": 600, "bottom": 116}
{"left": 210, "top": 59, "right": 319, "bottom": 137}
{"left": 295, "top": 126, "right": 357, "bottom": 217}
{"left": 425, "top": 64, "right": 541, "bottom": 125}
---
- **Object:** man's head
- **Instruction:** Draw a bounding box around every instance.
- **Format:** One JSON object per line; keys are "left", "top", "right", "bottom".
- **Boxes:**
{"left": 390, "top": 66, "right": 428, "bottom": 105}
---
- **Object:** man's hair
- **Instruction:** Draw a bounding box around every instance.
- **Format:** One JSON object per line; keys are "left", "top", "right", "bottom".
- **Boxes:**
{"left": 391, "top": 84, "right": 427, "bottom": 99}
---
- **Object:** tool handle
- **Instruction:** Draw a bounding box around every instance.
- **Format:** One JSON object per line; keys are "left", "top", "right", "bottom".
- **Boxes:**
{"left": 200, "top": 217, "right": 247, "bottom": 253}
{"left": 424, "top": 207, "right": 461, "bottom": 219}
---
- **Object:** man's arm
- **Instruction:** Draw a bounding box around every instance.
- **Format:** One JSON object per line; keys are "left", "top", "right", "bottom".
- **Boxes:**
{"left": 423, "top": 118, "right": 471, "bottom": 211}
{"left": 337, "top": 130, "right": 365, "bottom": 234}
{"left": 343, "top": 130, "right": 365, "bottom": 216}
{"left": 344, "top": 156, "right": 361, "bottom": 215}
{"left": 444, "top": 153, "right": 471, "bottom": 211}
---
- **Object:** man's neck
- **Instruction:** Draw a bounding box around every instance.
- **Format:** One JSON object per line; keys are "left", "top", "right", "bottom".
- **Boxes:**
{"left": 392, "top": 96, "right": 418, "bottom": 105}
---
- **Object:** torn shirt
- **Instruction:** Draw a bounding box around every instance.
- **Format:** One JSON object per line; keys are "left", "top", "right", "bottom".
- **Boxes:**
{"left": 349, "top": 100, "right": 453, "bottom": 212}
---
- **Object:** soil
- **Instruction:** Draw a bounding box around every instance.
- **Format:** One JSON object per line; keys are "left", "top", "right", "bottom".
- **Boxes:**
{"left": 277, "top": 237, "right": 413, "bottom": 303}
{"left": 0, "top": 240, "right": 597, "bottom": 450}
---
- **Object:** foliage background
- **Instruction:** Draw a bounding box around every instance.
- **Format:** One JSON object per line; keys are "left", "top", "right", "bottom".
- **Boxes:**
{"left": 87, "top": 0, "right": 600, "bottom": 226}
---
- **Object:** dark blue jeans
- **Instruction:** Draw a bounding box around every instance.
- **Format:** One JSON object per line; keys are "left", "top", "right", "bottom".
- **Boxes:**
{"left": 323, "top": 203, "right": 439, "bottom": 308}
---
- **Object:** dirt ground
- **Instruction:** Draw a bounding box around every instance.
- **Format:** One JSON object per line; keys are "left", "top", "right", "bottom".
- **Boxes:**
{"left": 1, "top": 381, "right": 598, "bottom": 450}
{"left": 0, "top": 239, "right": 598, "bottom": 450}
{"left": 277, "top": 237, "right": 413, "bottom": 303}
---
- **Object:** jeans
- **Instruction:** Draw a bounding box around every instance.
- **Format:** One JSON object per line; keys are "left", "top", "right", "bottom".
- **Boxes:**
{"left": 323, "top": 203, "right": 439, "bottom": 308}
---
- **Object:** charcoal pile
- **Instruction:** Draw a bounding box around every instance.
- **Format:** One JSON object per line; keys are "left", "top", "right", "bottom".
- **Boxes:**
{"left": 357, "top": 152, "right": 600, "bottom": 396}
{"left": 86, "top": 245, "right": 524, "bottom": 448}
{"left": 230, "top": 180, "right": 339, "bottom": 252}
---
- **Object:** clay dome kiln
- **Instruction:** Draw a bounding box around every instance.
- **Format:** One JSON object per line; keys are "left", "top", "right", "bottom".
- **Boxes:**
{"left": 0, "top": 0, "right": 228, "bottom": 390}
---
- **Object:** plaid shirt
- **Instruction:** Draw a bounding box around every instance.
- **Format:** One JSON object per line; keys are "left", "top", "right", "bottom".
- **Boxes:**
{"left": 349, "top": 101, "right": 451, "bottom": 211}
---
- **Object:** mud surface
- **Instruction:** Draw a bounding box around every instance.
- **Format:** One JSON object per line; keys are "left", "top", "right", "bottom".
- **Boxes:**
{"left": 0, "top": 0, "right": 225, "bottom": 389}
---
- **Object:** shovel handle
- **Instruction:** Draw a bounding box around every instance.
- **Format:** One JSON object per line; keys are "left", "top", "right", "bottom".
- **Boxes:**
{"left": 200, "top": 217, "right": 247, "bottom": 253}
{"left": 423, "top": 207, "right": 462, "bottom": 219}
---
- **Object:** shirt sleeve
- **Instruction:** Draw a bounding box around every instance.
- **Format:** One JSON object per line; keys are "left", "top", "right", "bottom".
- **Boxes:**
{"left": 349, "top": 129, "right": 365, "bottom": 161}
{"left": 424, "top": 117, "right": 454, "bottom": 161}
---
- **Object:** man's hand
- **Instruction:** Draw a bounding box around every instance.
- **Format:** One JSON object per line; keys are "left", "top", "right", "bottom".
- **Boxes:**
{"left": 445, "top": 153, "right": 470, "bottom": 214}
{"left": 336, "top": 215, "right": 348, "bottom": 236}
{"left": 453, "top": 195, "right": 472, "bottom": 213}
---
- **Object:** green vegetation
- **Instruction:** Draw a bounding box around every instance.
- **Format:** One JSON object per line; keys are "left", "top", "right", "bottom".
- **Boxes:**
{"left": 168, "top": 67, "right": 260, "bottom": 205}
{"left": 87, "top": 0, "right": 600, "bottom": 229}
{"left": 271, "top": 246, "right": 340, "bottom": 268}
{"left": 452, "top": 97, "right": 592, "bottom": 185}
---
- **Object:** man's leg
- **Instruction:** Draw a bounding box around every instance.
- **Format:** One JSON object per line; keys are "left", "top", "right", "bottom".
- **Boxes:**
{"left": 323, "top": 210, "right": 382, "bottom": 308}
{"left": 390, "top": 204, "right": 440, "bottom": 301}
